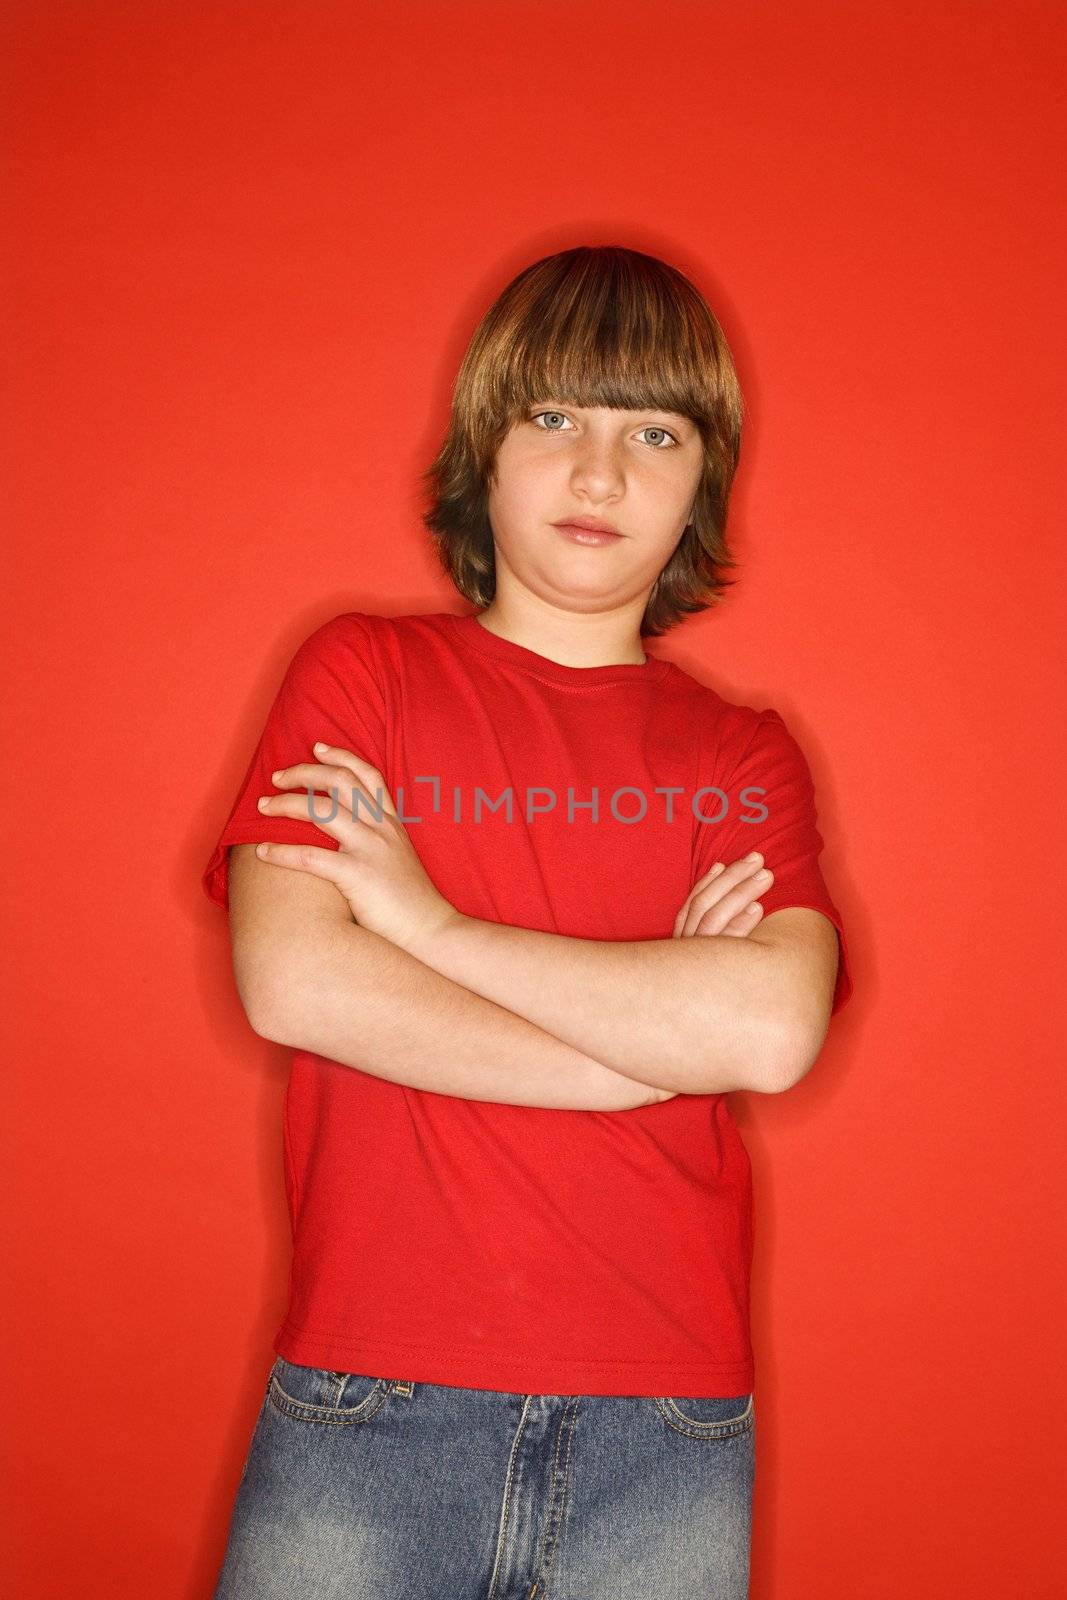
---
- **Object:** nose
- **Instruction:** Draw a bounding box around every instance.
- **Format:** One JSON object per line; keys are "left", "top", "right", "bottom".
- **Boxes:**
{"left": 568, "top": 433, "right": 626, "bottom": 503}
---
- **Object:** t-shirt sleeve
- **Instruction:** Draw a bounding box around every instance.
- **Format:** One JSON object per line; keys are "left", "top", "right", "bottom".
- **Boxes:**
{"left": 692, "top": 708, "right": 854, "bottom": 1016}
{"left": 201, "top": 612, "right": 390, "bottom": 913}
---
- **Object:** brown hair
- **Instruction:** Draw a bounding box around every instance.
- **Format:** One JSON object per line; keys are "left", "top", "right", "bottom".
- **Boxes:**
{"left": 419, "top": 244, "right": 744, "bottom": 637}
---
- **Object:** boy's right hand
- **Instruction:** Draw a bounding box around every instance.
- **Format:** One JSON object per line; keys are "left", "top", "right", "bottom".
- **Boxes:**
{"left": 672, "top": 852, "right": 773, "bottom": 940}
{"left": 645, "top": 854, "right": 775, "bottom": 1106}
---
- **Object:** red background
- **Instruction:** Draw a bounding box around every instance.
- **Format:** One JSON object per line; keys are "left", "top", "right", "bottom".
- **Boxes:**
{"left": 5, "top": 2, "right": 1064, "bottom": 1594}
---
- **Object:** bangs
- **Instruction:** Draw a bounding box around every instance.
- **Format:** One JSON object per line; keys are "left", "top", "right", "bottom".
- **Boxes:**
{"left": 480, "top": 247, "right": 731, "bottom": 437}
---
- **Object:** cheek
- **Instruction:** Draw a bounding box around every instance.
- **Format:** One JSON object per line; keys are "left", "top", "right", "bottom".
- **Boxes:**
{"left": 643, "top": 539, "right": 685, "bottom": 578}
{"left": 491, "top": 455, "right": 556, "bottom": 515}
{"left": 638, "top": 521, "right": 690, "bottom": 575}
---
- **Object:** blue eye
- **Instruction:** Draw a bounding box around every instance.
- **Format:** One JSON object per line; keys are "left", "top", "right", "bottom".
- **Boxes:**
{"left": 638, "top": 426, "right": 678, "bottom": 450}
{"left": 530, "top": 412, "right": 679, "bottom": 449}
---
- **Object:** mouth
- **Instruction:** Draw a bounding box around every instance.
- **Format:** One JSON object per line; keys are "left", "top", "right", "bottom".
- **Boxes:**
{"left": 551, "top": 517, "right": 624, "bottom": 546}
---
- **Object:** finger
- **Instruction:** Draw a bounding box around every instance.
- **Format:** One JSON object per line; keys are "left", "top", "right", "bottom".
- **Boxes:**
{"left": 689, "top": 875, "right": 771, "bottom": 936}
{"left": 690, "top": 861, "right": 727, "bottom": 894}
{"left": 691, "top": 899, "right": 764, "bottom": 938}
{"left": 673, "top": 862, "right": 725, "bottom": 936}
{"left": 270, "top": 761, "right": 396, "bottom": 822}
{"left": 311, "top": 742, "right": 396, "bottom": 815}
{"left": 313, "top": 741, "right": 363, "bottom": 763}
{"left": 676, "top": 856, "right": 772, "bottom": 938}
{"left": 257, "top": 788, "right": 364, "bottom": 848}
{"left": 253, "top": 841, "right": 352, "bottom": 883}
{"left": 715, "top": 902, "right": 765, "bottom": 938}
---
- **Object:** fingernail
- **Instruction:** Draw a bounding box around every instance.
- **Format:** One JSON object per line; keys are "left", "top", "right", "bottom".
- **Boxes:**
{"left": 271, "top": 769, "right": 285, "bottom": 783}
{"left": 257, "top": 796, "right": 270, "bottom": 810}
{"left": 755, "top": 868, "right": 770, "bottom": 880}
{"left": 314, "top": 742, "right": 329, "bottom": 753}
{"left": 745, "top": 851, "right": 763, "bottom": 863}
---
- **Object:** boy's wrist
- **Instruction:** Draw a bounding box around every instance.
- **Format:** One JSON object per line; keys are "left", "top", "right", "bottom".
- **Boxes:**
{"left": 404, "top": 902, "right": 470, "bottom": 969}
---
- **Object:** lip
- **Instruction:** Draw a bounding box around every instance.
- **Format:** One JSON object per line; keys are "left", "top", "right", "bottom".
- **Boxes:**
{"left": 552, "top": 517, "right": 623, "bottom": 546}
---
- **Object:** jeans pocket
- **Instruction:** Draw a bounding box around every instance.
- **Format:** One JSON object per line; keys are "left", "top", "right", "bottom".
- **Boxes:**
{"left": 267, "top": 1355, "right": 395, "bottom": 1426}
{"left": 652, "top": 1392, "right": 754, "bottom": 1439}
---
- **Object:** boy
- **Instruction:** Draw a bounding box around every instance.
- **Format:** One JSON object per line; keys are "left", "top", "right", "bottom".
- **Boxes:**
{"left": 204, "top": 245, "right": 852, "bottom": 1599}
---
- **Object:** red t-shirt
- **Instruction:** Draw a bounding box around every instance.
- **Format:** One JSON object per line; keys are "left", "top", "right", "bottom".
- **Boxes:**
{"left": 202, "top": 610, "right": 853, "bottom": 1397}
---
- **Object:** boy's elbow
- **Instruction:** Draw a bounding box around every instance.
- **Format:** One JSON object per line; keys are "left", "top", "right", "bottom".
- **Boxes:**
{"left": 234, "top": 961, "right": 295, "bottom": 1043}
{"left": 231, "top": 934, "right": 314, "bottom": 1045}
{"left": 225, "top": 841, "right": 353, "bottom": 1047}
{"left": 683, "top": 1014, "right": 800, "bottom": 1097}
{"left": 759, "top": 1004, "right": 832, "bottom": 1094}
{"left": 244, "top": 984, "right": 294, "bottom": 1044}
{"left": 690, "top": 1005, "right": 826, "bottom": 1097}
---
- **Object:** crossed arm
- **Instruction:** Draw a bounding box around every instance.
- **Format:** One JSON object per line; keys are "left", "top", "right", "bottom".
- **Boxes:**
{"left": 401, "top": 903, "right": 839, "bottom": 1095}
{"left": 229, "top": 843, "right": 839, "bottom": 1107}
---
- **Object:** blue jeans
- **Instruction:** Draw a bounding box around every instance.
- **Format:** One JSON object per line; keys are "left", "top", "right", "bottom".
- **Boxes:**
{"left": 213, "top": 1354, "right": 756, "bottom": 1599}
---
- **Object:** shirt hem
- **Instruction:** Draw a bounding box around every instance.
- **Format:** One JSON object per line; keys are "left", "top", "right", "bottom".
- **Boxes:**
{"left": 275, "top": 1319, "right": 755, "bottom": 1398}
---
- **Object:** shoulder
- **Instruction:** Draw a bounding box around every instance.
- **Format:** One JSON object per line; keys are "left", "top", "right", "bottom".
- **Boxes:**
{"left": 290, "top": 608, "right": 428, "bottom": 670}
{"left": 289, "top": 610, "right": 474, "bottom": 702}
{"left": 296, "top": 610, "right": 385, "bottom": 653}
{"left": 266, "top": 613, "right": 394, "bottom": 712}
{"left": 662, "top": 657, "right": 788, "bottom": 769}
{"left": 279, "top": 610, "right": 377, "bottom": 665}
{"left": 312, "top": 608, "right": 456, "bottom": 662}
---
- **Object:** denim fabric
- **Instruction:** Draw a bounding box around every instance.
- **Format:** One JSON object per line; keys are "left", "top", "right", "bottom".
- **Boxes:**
{"left": 213, "top": 1354, "right": 755, "bottom": 1599}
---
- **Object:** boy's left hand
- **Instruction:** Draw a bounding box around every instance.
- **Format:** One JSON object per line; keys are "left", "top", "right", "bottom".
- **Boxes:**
{"left": 254, "top": 741, "right": 460, "bottom": 956}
